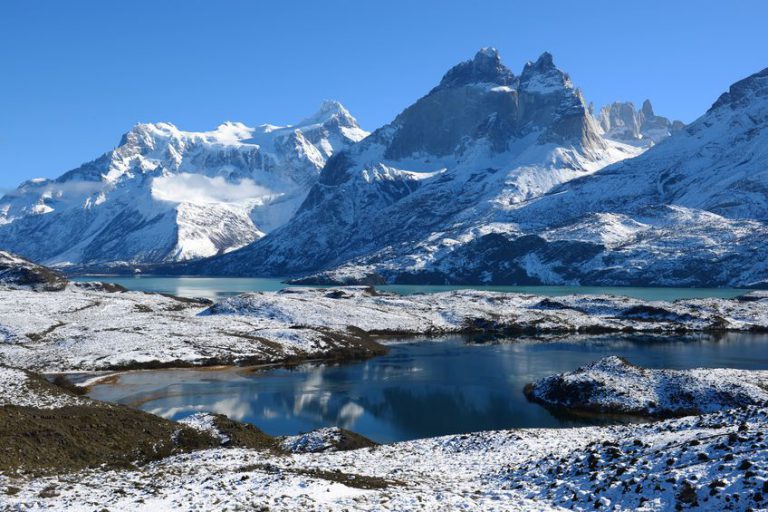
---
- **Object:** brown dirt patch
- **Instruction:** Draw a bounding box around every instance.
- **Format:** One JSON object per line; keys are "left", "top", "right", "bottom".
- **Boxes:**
{"left": 0, "top": 404, "right": 218, "bottom": 475}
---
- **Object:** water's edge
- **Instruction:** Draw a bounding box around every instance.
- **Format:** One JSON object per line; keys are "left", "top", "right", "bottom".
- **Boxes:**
{"left": 87, "top": 333, "right": 768, "bottom": 444}
{"left": 71, "top": 275, "right": 748, "bottom": 302}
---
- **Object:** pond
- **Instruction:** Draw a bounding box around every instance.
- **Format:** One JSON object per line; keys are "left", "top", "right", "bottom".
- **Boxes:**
{"left": 71, "top": 275, "right": 749, "bottom": 302}
{"left": 88, "top": 333, "right": 768, "bottom": 444}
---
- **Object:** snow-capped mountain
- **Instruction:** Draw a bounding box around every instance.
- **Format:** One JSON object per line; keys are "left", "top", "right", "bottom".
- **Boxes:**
{"left": 598, "top": 100, "right": 684, "bottom": 146}
{"left": 310, "top": 66, "right": 768, "bottom": 287}
{"left": 0, "top": 101, "right": 367, "bottom": 267}
{"left": 192, "top": 49, "right": 645, "bottom": 277}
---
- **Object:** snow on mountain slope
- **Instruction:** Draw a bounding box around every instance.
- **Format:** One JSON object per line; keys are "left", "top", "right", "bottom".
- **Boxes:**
{"left": 493, "top": 66, "right": 768, "bottom": 286}
{"left": 193, "top": 49, "right": 643, "bottom": 277}
{"left": 0, "top": 101, "right": 367, "bottom": 267}
{"left": 523, "top": 69, "right": 768, "bottom": 225}
{"left": 286, "top": 66, "right": 768, "bottom": 287}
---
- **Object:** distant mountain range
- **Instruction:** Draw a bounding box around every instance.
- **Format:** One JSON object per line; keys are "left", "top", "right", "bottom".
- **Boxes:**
{"left": 2, "top": 49, "right": 766, "bottom": 287}
{"left": 0, "top": 101, "right": 367, "bottom": 266}
{"left": 283, "top": 64, "right": 768, "bottom": 287}
{"left": 193, "top": 50, "right": 648, "bottom": 276}
{"left": 597, "top": 99, "right": 685, "bottom": 147}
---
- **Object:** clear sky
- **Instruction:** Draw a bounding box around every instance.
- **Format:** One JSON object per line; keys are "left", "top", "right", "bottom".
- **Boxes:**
{"left": 1, "top": 0, "right": 766, "bottom": 190}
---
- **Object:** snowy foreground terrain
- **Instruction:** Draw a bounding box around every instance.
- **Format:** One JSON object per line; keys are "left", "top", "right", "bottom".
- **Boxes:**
{"left": 2, "top": 379, "right": 767, "bottom": 511}
{"left": 2, "top": 257, "right": 768, "bottom": 510}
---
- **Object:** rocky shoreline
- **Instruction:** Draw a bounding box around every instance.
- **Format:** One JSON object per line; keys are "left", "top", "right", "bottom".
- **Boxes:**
{"left": 525, "top": 356, "right": 768, "bottom": 418}
{"left": 0, "top": 364, "right": 376, "bottom": 475}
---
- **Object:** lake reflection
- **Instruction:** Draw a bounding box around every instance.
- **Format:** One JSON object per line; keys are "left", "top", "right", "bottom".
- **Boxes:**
{"left": 88, "top": 333, "right": 768, "bottom": 443}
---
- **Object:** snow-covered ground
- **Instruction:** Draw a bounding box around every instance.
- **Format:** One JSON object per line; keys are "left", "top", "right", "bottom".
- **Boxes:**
{"left": 208, "top": 286, "right": 768, "bottom": 334}
{"left": 2, "top": 253, "right": 767, "bottom": 510}
{"left": 4, "top": 284, "right": 768, "bottom": 372}
{"left": 0, "top": 285, "right": 381, "bottom": 372}
{"left": 0, "top": 366, "right": 93, "bottom": 409}
{"left": 279, "top": 427, "right": 377, "bottom": 454}
{"left": 179, "top": 413, "right": 233, "bottom": 446}
{"left": 2, "top": 406, "right": 767, "bottom": 511}
{"left": 526, "top": 356, "right": 768, "bottom": 416}
{"left": 1, "top": 277, "right": 768, "bottom": 509}
{"left": 281, "top": 427, "right": 347, "bottom": 454}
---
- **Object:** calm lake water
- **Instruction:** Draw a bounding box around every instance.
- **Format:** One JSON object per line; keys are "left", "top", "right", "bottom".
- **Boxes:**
{"left": 71, "top": 275, "right": 748, "bottom": 302}
{"left": 89, "top": 333, "right": 768, "bottom": 443}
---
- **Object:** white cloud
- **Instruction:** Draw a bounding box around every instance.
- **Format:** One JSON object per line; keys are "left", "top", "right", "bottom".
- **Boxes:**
{"left": 45, "top": 180, "right": 106, "bottom": 197}
{"left": 2, "top": 179, "right": 105, "bottom": 200}
{"left": 151, "top": 173, "right": 273, "bottom": 205}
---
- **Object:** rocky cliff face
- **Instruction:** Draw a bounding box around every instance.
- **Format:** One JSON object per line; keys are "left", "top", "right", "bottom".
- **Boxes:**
{"left": 0, "top": 102, "right": 367, "bottom": 267}
{"left": 598, "top": 99, "right": 684, "bottom": 146}
{"left": 306, "top": 66, "right": 768, "bottom": 287}
{"left": 192, "top": 49, "right": 642, "bottom": 277}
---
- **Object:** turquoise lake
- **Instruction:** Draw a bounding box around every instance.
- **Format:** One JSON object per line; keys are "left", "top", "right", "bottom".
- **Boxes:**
{"left": 72, "top": 275, "right": 748, "bottom": 302}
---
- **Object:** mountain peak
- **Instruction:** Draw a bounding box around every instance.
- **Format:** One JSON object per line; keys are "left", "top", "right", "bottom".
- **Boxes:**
{"left": 117, "top": 122, "right": 179, "bottom": 148}
{"left": 522, "top": 52, "right": 556, "bottom": 73}
{"left": 0, "top": 101, "right": 367, "bottom": 267}
{"left": 519, "top": 52, "right": 572, "bottom": 94}
{"left": 298, "top": 100, "right": 358, "bottom": 128}
{"left": 435, "top": 47, "right": 516, "bottom": 90}
{"left": 710, "top": 67, "right": 768, "bottom": 112}
{"left": 535, "top": 51, "right": 554, "bottom": 68}
{"left": 316, "top": 99, "right": 349, "bottom": 117}
{"left": 641, "top": 99, "right": 655, "bottom": 117}
{"left": 599, "top": 99, "right": 682, "bottom": 146}
{"left": 474, "top": 46, "right": 500, "bottom": 61}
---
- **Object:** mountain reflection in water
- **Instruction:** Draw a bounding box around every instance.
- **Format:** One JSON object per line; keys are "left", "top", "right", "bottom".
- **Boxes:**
{"left": 88, "top": 333, "right": 768, "bottom": 443}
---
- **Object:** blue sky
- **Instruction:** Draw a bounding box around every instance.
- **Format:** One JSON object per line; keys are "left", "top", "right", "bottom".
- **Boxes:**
{"left": 1, "top": 0, "right": 766, "bottom": 190}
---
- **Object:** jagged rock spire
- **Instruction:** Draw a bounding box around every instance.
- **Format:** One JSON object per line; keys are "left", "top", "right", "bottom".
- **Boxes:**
{"left": 436, "top": 47, "right": 517, "bottom": 90}
{"left": 519, "top": 52, "right": 572, "bottom": 94}
{"left": 641, "top": 99, "right": 655, "bottom": 117}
